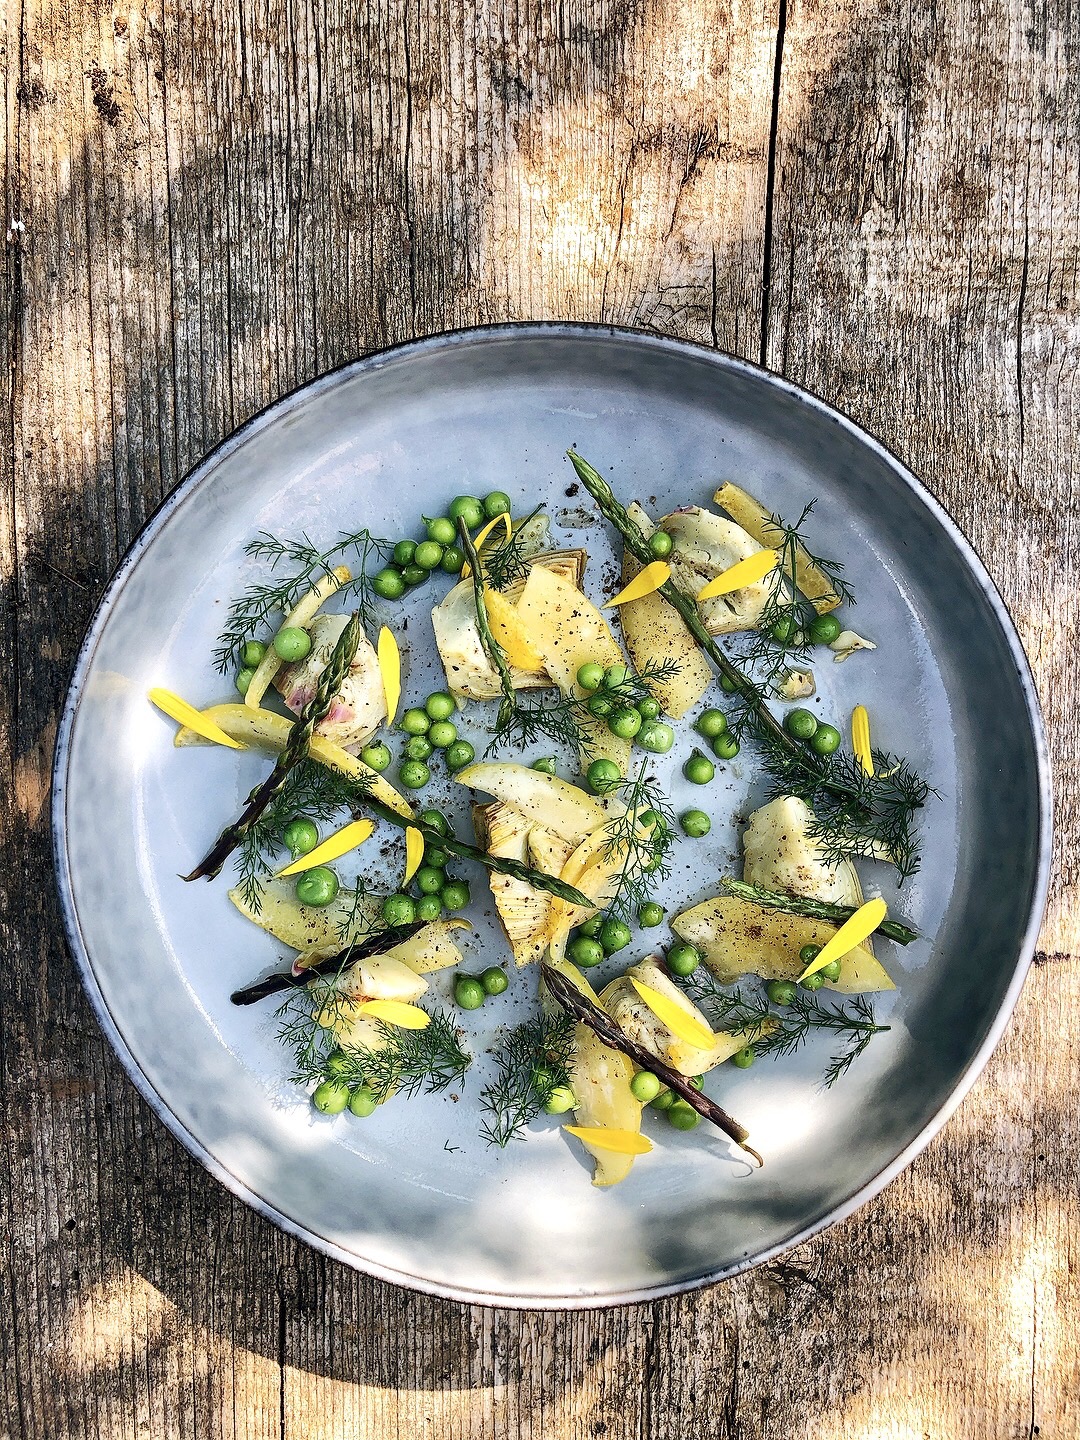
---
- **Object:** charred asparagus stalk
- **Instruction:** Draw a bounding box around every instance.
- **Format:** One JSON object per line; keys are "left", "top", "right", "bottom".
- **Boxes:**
{"left": 230, "top": 921, "right": 428, "bottom": 1005}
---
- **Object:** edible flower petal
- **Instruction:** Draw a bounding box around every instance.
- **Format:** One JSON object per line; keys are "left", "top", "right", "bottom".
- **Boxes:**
{"left": 695, "top": 549, "right": 778, "bottom": 601}
{"left": 483, "top": 587, "right": 545, "bottom": 669}
{"left": 630, "top": 978, "right": 715, "bottom": 1051}
{"left": 377, "top": 626, "right": 401, "bottom": 724}
{"left": 276, "top": 819, "right": 374, "bottom": 877}
{"left": 403, "top": 825, "right": 425, "bottom": 885}
{"left": 563, "top": 1126, "right": 653, "bottom": 1155}
{"left": 358, "top": 999, "right": 431, "bottom": 1029}
{"left": 799, "top": 897, "right": 888, "bottom": 980}
{"left": 148, "top": 688, "right": 247, "bottom": 749}
{"left": 603, "top": 561, "right": 672, "bottom": 608}
{"left": 852, "top": 704, "right": 874, "bottom": 776}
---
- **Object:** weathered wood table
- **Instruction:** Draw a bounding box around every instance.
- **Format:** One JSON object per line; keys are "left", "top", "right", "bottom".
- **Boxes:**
{"left": 4, "top": 0, "right": 1076, "bottom": 1434}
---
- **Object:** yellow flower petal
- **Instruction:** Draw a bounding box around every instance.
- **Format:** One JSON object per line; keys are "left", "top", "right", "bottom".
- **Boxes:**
{"left": 852, "top": 703, "right": 874, "bottom": 777}
{"left": 563, "top": 1126, "right": 653, "bottom": 1156}
{"left": 603, "top": 561, "right": 672, "bottom": 608}
{"left": 461, "top": 512, "right": 514, "bottom": 576}
{"left": 148, "top": 688, "right": 246, "bottom": 749}
{"left": 403, "top": 825, "right": 425, "bottom": 885}
{"left": 695, "top": 549, "right": 778, "bottom": 601}
{"left": 483, "top": 587, "right": 545, "bottom": 670}
{"left": 630, "top": 978, "right": 715, "bottom": 1051}
{"left": 377, "top": 626, "right": 401, "bottom": 725}
{"left": 358, "top": 1000, "right": 431, "bottom": 1029}
{"left": 799, "top": 897, "right": 888, "bottom": 979}
{"left": 275, "top": 819, "right": 374, "bottom": 877}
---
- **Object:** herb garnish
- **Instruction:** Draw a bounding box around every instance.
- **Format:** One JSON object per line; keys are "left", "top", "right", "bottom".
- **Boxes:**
{"left": 479, "top": 505, "right": 545, "bottom": 592}
{"left": 479, "top": 1009, "right": 576, "bottom": 1146}
{"left": 598, "top": 759, "right": 676, "bottom": 922}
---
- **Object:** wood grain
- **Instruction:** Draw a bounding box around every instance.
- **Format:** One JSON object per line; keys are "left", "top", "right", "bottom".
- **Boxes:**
{"left": 2, "top": 0, "right": 1076, "bottom": 1435}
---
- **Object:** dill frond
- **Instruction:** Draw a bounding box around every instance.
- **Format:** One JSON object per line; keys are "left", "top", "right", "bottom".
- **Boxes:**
{"left": 479, "top": 1009, "right": 576, "bottom": 1146}
{"left": 479, "top": 506, "right": 545, "bottom": 592}
{"left": 598, "top": 759, "right": 677, "bottom": 923}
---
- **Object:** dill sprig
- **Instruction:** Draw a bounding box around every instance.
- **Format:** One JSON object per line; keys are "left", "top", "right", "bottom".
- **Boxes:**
{"left": 683, "top": 973, "right": 890, "bottom": 1088}
{"left": 214, "top": 527, "right": 391, "bottom": 673}
{"left": 458, "top": 518, "right": 518, "bottom": 729}
{"left": 479, "top": 1010, "right": 576, "bottom": 1147}
{"left": 599, "top": 759, "right": 676, "bottom": 922}
{"left": 479, "top": 506, "right": 545, "bottom": 592}
{"left": 487, "top": 690, "right": 594, "bottom": 758}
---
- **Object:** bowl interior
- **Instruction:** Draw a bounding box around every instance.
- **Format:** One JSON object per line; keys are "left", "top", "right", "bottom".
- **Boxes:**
{"left": 54, "top": 328, "right": 1048, "bottom": 1305}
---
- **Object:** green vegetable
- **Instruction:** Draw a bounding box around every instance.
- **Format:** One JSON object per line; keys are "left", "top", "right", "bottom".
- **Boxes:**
{"left": 809, "top": 613, "right": 843, "bottom": 645}
{"left": 531, "top": 756, "right": 557, "bottom": 775}
{"left": 650, "top": 1087, "right": 676, "bottom": 1111}
{"left": 381, "top": 893, "right": 417, "bottom": 926}
{"left": 599, "top": 918, "right": 631, "bottom": 954}
{"left": 630, "top": 1070, "right": 662, "bottom": 1102}
{"left": 638, "top": 721, "right": 674, "bottom": 753}
{"left": 416, "top": 894, "right": 443, "bottom": 921}
{"left": 647, "top": 530, "right": 673, "bottom": 559}
{"left": 667, "top": 1101, "right": 701, "bottom": 1130}
{"left": 666, "top": 943, "right": 700, "bottom": 977}
{"left": 424, "top": 846, "right": 449, "bottom": 868}
{"left": 683, "top": 750, "right": 715, "bottom": 785}
{"left": 414, "top": 540, "right": 444, "bottom": 571}
{"left": 399, "top": 759, "right": 431, "bottom": 789}
{"left": 820, "top": 957, "right": 843, "bottom": 982}
{"left": 401, "top": 708, "right": 430, "bottom": 735}
{"left": 637, "top": 696, "right": 661, "bottom": 722}
{"left": 393, "top": 540, "right": 417, "bottom": 567}
{"left": 568, "top": 936, "right": 605, "bottom": 968}
{"left": 720, "top": 674, "right": 737, "bottom": 693}
{"left": 586, "top": 758, "right": 621, "bottom": 795}
{"left": 712, "top": 734, "right": 740, "bottom": 760}
{"left": 283, "top": 817, "right": 319, "bottom": 856}
{"left": 811, "top": 723, "right": 842, "bottom": 755}
{"left": 483, "top": 491, "right": 512, "bottom": 519}
{"left": 587, "top": 693, "right": 615, "bottom": 719}
{"left": 680, "top": 808, "right": 710, "bottom": 838}
{"left": 731, "top": 1047, "right": 754, "bottom": 1068}
{"left": 360, "top": 741, "right": 392, "bottom": 772}
{"left": 274, "top": 626, "right": 312, "bottom": 662}
{"left": 425, "top": 691, "right": 456, "bottom": 721}
{"left": 235, "top": 667, "right": 255, "bottom": 695}
{"left": 785, "top": 708, "right": 818, "bottom": 741}
{"left": 348, "top": 1086, "right": 378, "bottom": 1117}
{"left": 482, "top": 966, "right": 509, "bottom": 996}
{"left": 325, "top": 1050, "right": 349, "bottom": 1078}
{"left": 766, "top": 978, "right": 797, "bottom": 1006}
{"left": 449, "top": 495, "right": 485, "bottom": 529}
{"left": 695, "top": 708, "right": 728, "bottom": 739}
{"left": 603, "top": 663, "right": 632, "bottom": 691}
{"left": 445, "top": 740, "right": 475, "bottom": 771}
{"left": 543, "top": 1085, "right": 577, "bottom": 1114}
{"left": 688, "top": 1074, "right": 705, "bottom": 1090}
{"left": 801, "top": 971, "right": 826, "bottom": 992}
{"left": 454, "top": 975, "right": 486, "bottom": 1010}
{"left": 295, "top": 867, "right": 339, "bottom": 907}
{"left": 576, "top": 662, "right": 604, "bottom": 691}
{"left": 373, "top": 568, "right": 406, "bottom": 600}
{"left": 578, "top": 916, "right": 604, "bottom": 939}
{"left": 404, "top": 735, "right": 433, "bottom": 762}
{"left": 416, "top": 866, "right": 444, "bottom": 895}
{"left": 771, "top": 615, "right": 799, "bottom": 645}
{"left": 609, "top": 708, "right": 642, "bottom": 740}
{"left": 441, "top": 545, "right": 465, "bottom": 574}
{"left": 421, "top": 808, "right": 450, "bottom": 835}
{"left": 427, "top": 516, "right": 457, "bottom": 546}
{"left": 427, "top": 720, "right": 457, "bottom": 748}
{"left": 440, "top": 880, "right": 470, "bottom": 911}
{"left": 639, "top": 902, "right": 665, "bottom": 928}
{"left": 401, "top": 564, "right": 428, "bottom": 586}
{"left": 312, "top": 1080, "right": 350, "bottom": 1114}
{"left": 241, "top": 640, "right": 267, "bottom": 668}
{"left": 798, "top": 943, "right": 822, "bottom": 965}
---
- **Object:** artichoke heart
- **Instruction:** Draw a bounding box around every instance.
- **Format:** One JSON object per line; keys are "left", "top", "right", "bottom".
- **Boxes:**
{"left": 228, "top": 877, "right": 378, "bottom": 955}
{"left": 742, "top": 795, "right": 864, "bottom": 911}
{"left": 274, "top": 612, "right": 387, "bottom": 752}
{"left": 662, "top": 506, "right": 775, "bottom": 636}
{"left": 475, "top": 802, "right": 552, "bottom": 966}
{"left": 315, "top": 952, "right": 429, "bottom": 1048}
{"left": 601, "top": 958, "right": 747, "bottom": 1075}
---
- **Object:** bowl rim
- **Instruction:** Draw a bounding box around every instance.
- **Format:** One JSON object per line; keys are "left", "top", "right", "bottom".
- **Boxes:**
{"left": 51, "top": 321, "right": 1053, "bottom": 1309}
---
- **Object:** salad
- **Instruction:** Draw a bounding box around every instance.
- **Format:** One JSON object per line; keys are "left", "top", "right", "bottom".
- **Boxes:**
{"left": 150, "top": 451, "right": 930, "bottom": 1186}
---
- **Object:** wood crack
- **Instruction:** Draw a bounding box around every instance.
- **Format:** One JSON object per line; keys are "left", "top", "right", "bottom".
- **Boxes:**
{"left": 759, "top": 0, "right": 788, "bottom": 368}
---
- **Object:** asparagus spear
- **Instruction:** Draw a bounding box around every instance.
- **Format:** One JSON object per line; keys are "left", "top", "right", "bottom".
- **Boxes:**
{"left": 721, "top": 879, "right": 919, "bottom": 945}
{"left": 230, "top": 921, "right": 428, "bottom": 1005}
{"left": 541, "top": 962, "right": 762, "bottom": 1166}
{"left": 184, "top": 613, "right": 364, "bottom": 881}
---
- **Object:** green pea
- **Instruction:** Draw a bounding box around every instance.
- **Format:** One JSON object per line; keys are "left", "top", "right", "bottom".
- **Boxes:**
{"left": 771, "top": 614, "right": 799, "bottom": 645}
{"left": 799, "top": 944, "right": 822, "bottom": 966}
{"left": 586, "top": 758, "right": 622, "bottom": 795}
{"left": 424, "top": 721, "right": 454, "bottom": 749}
{"left": 609, "top": 707, "right": 642, "bottom": 740}
{"left": 440, "top": 545, "right": 465, "bottom": 574}
{"left": 283, "top": 818, "right": 319, "bottom": 857}
{"left": 295, "top": 867, "right": 339, "bottom": 907}
{"left": 348, "top": 1086, "right": 378, "bottom": 1117}
{"left": 630, "top": 1070, "right": 662, "bottom": 1103}
{"left": 543, "top": 1085, "right": 576, "bottom": 1115}
{"left": 688, "top": 1074, "right": 705, "bottom": 1091}
{"left": 482, "top": 490, "right": 512, "bottom": 519}
{"left": 481, "top": 966, "right": 509, "bottom": 996}
{"left": 801, "top": 971, "right": 826, "bottom": 991}
{"left": 587, "top": 693, "right": 616, "bottom": 719}
{"left": 647, "top": 530, "right": 673, "bottom": 559}
{"left": 424, "top": 846, "right": 449, "bottom": 868}
{"left": 324, "top": 1050, "right": 350, "bottom": 1078}
{"left": 416, "top": 895, "right": 443, "bottom": 921}
{"left": 784, "top": 707, "right": 818, "bottom": 741}
{"left": 360, "top": 741, "right": 392, "bottom": 772}
{"left": 426, "top": 516, "right": 457, "bottom": 546}
{"left": 667, "top": 1101, "right": 701, "bottom": 1131}
{"left": 415, "top": 866, "right": 444, "bottom": 895}
{"left": 393, "top": 539, "right": 418, "bottom": 567}
{"left": 404, "top": 735, "right": 433, "bottom": 762}
{"left": 273, "top": 626, "right": 312, "bottom": 662}
{"left": 811, "top": 723, "right": 842, "bottom": 755}
{"left": 425, "top": 690, "right": 456, "bottom": 720}
{"left": 401, "top": 708, "right": 431, "bottom": 735}
{"left": 766, "top": 978, "right": 797, "bottom": 1006}
{"left": 401, "top": 564, "right": 428, "bottom": 586}
{"left": 454, "top": 975, "right": 486, "bottom": 1010}
{"left": 420, "top": 808, "right": 451, "bottom": 835}
{"left": 637, "top": 696, "right": 661, "bottom": 722}
{"left": 695, "top": 708, "right": 728, "bottom": 739}
{"left": 448, "top": 495, "right": 485, "bottom": 529}
{"left": 532, "top": 1066, "right": 554, "bottom": 1092}
{"left": 445, "top": 740, "right": 475, "bottom": 771}
{"left": 235, "top": 667, "right": 255, "bottom": 695}
{"left": 373, "top": 567, "right": 406, "bottom": 600}
{"left": 599, "top": 918, "right": 631, "bottom": 954}
{"left": 720, "top": 674, "right": 738, "bottom": 693}
{"left": 440, "top": 880, "right": 470, "bottom": 911}
{"left": 666, "top": 943, "right": 700, "bottom": 977}
{"left": 731, "top": 1047, "right": 755, "bottom": 1069}
{"left": 312, "top": 1080, "right": 350, "bottom": 1115}
{"left": 637, "top": 808, "right": 662, "bottom": 833}
{"left": 683, "top": 749, "right": 715, "bottom": 785}
{"left": 413, "top": 540, "right": 444, "bottom": 571}
{"left": 650, "top": 1087, "right": 676, "bottom": 1111}
{"left": 680, "top": 808, "right": 711, "bottom": 838}
{"left": 578, "top": 916, "right": 604, "bottom": 939}
{"left": 576, "top": 662, "right": 605, "bottom": 691}
{"left": 531, "top": 756, "right": 557, "bottom": 775}
{"left": 712, "top": 734, "right": 740, "bottom": 760}
{"left": 381, "top": 893, "right": 417, "bottom": 926}
{"left": 809, "top": 613, "right": 843, "bottom": 645}
{"left": 819, "top": 958, "right": 842, "bottom": 982}
{"left": 568, "top": 936, "right": 605, "bottom": 969}
{"left": 241, "top": 640, "right": 267, "bottom": 669}
{"left": 638, "top": 721, "right": 675, "bottom": 753}
{"left": 399, "top": 759, "right": 431, "bottom": 789}
{"left": 602, "top": 663, "right": 633, "bottom": 691}
{"left": 639, "top": 902, "right": 665, "bottom": 928}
